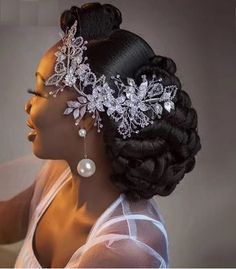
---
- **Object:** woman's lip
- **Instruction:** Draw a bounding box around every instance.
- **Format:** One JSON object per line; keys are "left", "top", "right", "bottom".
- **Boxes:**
{"left": 26, "top": 120, "right": 35, "bottom": 129}
{"left": 26, "top": 120, "right": 37, "bottom": 141}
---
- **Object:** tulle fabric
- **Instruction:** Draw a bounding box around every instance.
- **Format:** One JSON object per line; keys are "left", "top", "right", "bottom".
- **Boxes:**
{"left": 0, "top": 154, "right": 44, "bottom": 201}
{"left": 11, "top": 158, "right": 170, "bottom": 268}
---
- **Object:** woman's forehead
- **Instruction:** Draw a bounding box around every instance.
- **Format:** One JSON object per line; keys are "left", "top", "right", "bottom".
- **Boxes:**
{"left": 36, "top": 40, "right": 63, "bottom": 81}
{"left": 36, "top": 52, "right": 56, "bottom": 82}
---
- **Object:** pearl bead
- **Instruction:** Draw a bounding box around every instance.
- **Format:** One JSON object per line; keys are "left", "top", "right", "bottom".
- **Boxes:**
{"left": 78, "top": 128, "right": 86, "bottom": 137}
{"left": 77, "top": 158, "right": 96, "bottom": 177}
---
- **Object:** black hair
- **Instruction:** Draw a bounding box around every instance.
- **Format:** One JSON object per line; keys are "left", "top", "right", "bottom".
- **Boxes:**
{"left": 60, "top": 2, "right": 202, "bottom": 202}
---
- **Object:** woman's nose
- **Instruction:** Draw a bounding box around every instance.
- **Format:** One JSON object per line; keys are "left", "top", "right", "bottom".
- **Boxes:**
{"left": 24, "top": 99, "right": 32, "bottom": 114}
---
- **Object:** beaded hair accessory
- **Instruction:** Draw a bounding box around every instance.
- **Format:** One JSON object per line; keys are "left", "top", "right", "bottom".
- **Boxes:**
{"left": 45, "top": 20, "right": 178, "bottom": 139}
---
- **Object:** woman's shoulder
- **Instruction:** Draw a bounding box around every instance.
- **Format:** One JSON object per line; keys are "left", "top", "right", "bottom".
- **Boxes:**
{"left": 92, "top": 194, "right": 168, "bottom": 238}
{"left": 76, "top": 196, "right": 169, "bottom": 268}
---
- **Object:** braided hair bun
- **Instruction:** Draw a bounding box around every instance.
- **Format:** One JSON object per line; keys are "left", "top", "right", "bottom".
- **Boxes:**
{"left": 102, "top": 55, "right": 201, "bottom": 202}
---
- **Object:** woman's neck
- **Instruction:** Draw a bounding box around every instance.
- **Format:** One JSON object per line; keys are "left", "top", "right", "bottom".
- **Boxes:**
{"left": 65, "top": 157, "right": 121, "bottom": 219}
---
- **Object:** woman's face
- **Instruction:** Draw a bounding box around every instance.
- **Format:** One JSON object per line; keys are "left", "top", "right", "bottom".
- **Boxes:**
{"left": 25, "top": 41, "right": 84, "bottom": 160}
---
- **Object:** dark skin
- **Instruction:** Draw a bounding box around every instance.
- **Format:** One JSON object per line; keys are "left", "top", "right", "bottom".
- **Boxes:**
{"left": 25, "top": 40, "right": 121, "bottom": 267}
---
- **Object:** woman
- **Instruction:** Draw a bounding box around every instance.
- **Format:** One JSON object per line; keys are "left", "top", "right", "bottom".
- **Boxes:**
{"left": 0, "top": 2, "right": 201, "bottom": 268}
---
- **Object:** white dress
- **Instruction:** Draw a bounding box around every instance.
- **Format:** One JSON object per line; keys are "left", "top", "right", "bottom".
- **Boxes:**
{"left": 14, "top": 160, "right": 170, "bottom": 268}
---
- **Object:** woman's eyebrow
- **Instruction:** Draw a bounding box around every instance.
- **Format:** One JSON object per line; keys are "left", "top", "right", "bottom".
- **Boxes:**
{"left": 35, "top": 71, "right": 46, "bottom": 83}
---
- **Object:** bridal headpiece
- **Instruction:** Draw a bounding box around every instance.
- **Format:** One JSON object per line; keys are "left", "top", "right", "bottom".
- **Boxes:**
{"left": 45, "top": 20, "right": 178, "bottom": 139}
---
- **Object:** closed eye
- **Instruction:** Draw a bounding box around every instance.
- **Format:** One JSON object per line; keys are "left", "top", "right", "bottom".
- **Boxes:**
{"left": 26, "top": 88, "right": 48, "bottom": 98}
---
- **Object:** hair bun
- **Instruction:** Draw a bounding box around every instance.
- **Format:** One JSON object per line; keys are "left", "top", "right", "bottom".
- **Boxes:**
{"left": 134, "top": 54, "right": 177, "bottom": 84}
{"left": 60, "top": 6, "right": 80, "bottom": 33}
{"left": 60, "top": 2, "right": 122, "bottom": 41}
{"left": 103, "top": 4, "right": 122, "bottom": 30}
{"left": 150, "top": 55, "right": 177, "bottom": 75}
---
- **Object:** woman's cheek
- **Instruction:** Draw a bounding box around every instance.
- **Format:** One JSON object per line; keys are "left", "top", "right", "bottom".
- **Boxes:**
{"left": 31, "top": 100, "right": 53, "bottom": 130}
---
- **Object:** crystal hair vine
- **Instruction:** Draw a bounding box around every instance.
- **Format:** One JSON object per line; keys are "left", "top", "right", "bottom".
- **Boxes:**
{"left": 44, "top": 20, "right": 178, "bottom": 139}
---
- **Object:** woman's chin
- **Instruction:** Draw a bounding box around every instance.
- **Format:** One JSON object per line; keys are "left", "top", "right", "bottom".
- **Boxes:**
{"left": 31, "top": 142, "right": 57, "bottom": 160}
{"left": 32, "top": 148, "right": 48, "bottom": 159}
{"left": 30, "top": 135, "right": 48, "bottom": 159}
{"left": 29, "top": 133, "right": 65, "bottom": 160}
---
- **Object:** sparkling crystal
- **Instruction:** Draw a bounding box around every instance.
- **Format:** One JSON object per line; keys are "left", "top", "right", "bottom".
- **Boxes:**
{"left": 44, "top": 20, "right": 178, "bottom": 140}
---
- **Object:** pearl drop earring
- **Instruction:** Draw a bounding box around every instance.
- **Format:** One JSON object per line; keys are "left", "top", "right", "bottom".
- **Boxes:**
{"left": 77, "top": 128, "right": 96, "bottom": 178}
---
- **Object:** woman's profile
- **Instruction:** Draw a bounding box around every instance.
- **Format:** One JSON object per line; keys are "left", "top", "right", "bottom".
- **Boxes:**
{"left": 0, "top": 2, "right": 201, "bottom": 268}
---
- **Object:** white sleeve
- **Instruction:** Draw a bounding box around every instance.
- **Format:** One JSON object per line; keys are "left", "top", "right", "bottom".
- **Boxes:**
{"left": 28, "top": 160, "right": 50, "bottom": 220}
{"left": 29, "top": 159, "right": 68, "bottom": 221}
{"left": 0, "top": 154, "right": 43, "bottom": 201}
{"left": 76, "top": 233, "right": 168, "bottom": 268}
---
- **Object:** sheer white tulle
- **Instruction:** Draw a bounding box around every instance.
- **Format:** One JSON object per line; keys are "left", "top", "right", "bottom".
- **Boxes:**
{"left": 11, "top": 159, "right": 170, "bottom": 268}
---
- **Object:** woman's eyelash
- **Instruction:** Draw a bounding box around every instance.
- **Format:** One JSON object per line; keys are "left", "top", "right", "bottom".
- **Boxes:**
{"left": 27, "top": 88, "right": 42, "bottom": 97}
